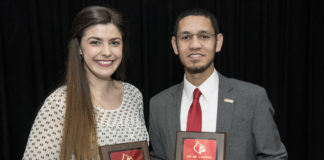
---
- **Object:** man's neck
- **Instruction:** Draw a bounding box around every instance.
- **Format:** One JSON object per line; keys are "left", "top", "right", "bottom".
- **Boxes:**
{"left": 185, "top": 66, "right": 214, "bottom": 87}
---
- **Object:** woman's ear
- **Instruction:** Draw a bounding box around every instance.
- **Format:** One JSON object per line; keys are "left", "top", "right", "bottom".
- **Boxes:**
{"left": 79, "top": 47, "right": 83, "bottom": 56}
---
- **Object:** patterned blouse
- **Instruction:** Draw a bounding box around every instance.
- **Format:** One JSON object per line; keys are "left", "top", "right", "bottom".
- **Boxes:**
{"left": 23, "top": 82, "right": 149, "bottom": 159}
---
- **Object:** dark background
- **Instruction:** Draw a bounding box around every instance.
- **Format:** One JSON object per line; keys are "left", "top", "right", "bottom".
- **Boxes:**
{"left": 1, "top": 0, "right": 323, "bottom": 159}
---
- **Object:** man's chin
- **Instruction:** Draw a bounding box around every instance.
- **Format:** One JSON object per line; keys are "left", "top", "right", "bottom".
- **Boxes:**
{"left": 185, "top": 66, "right": 207, "bottom": 74}
{"left": 181, "top": 58, "right": 214, "bottom": 74}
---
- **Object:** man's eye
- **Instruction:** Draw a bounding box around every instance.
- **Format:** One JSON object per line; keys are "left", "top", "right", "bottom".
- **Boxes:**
{"left": 199, "top": 34, "right": 210, "bottom": 39}
{"left": 181, "top": 35, "right": 190, "bottom": 40}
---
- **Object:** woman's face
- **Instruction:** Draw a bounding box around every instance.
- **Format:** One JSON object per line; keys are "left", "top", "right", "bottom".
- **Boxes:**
{"left": 80, "top": 23, "right": 123, "bottom": 81}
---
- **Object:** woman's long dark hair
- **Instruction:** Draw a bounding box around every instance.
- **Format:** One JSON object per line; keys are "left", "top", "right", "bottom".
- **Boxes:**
{"left": 60, "top": 6, "right": 127, "bottom": 160}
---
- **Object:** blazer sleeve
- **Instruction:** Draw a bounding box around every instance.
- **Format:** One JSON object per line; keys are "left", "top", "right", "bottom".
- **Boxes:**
{"left": 252, "top": 88, "right": 288, "bottom": 160}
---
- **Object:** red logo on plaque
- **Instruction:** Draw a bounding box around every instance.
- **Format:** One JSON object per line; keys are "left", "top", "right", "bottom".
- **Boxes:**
{"left": 121, "top": 153, "right": 134, "bottom": 160}
{"left": 193, "top": 141, "right": 206, "bottom": 155}
{"left": 109, "top": 149, "right": 143, "bottom": 160}
{"left": 182, "top": 139, "right": 217, "bottom": 160}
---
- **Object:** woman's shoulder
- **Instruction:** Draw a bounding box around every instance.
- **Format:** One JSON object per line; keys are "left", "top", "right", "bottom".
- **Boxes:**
{"left": 122, "top": 82, "right": 141, "bottom": 93}
{"left": 43, "top": 85, "right": 67, "bottom": 106}
{"left": 52, "top": 85, "right": 67, "bottom": 94}
{"left": 35, "top": 86, "right": 66, "bottom": 123}
{"left": 121, "top": 81, "right": 143, "bottom": 101}
{"left": 47, "top": 85, "right": 66, "bottom": 97}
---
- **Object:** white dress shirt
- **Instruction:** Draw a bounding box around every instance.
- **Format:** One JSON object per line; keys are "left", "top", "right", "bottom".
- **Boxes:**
{"left": 180, "top": 69, "right": 219, "bottom": 132}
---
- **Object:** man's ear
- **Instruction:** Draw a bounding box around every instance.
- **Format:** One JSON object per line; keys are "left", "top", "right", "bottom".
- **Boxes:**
{"left": 171, "top": 36, "right": 179, "bottom": 55}
{"left": 215, "top": 33, "right": 224, "bottom": 53}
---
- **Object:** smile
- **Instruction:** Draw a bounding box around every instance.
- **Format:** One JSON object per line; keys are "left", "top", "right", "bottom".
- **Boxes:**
{"left": 188, "top": 53, "right": 203, "bottom": 58}
{"left": 189, "top": 54, "right": 202, "bottom": 57}
{"left": 96, "top": 60, "right": 113, "bottom": 66}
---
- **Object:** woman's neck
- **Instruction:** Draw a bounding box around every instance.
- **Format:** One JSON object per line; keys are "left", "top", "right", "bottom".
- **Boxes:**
{"left": 87, "top": 75, "right": 123, "bottom": 110}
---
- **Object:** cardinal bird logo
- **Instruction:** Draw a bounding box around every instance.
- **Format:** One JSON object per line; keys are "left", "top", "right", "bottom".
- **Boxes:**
{"left": 121, "top": 153, "right": 134, "bottom": 160}
{"left": 193, "top": 141, "right": 206, "bottom": 155}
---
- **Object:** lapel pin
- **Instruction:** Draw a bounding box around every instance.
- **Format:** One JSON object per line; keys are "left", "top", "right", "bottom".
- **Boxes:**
{"left": 224, "top": 98, "right": 234, "bottom": 103}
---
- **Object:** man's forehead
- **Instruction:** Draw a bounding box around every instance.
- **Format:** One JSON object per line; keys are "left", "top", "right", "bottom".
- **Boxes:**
{"left": 177, "top": 15, "right": 214, "bottom": 33}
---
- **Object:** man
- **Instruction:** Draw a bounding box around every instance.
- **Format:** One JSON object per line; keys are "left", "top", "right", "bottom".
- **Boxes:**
{"left": 149, "top": 8, "right": 287, "bottom": 160}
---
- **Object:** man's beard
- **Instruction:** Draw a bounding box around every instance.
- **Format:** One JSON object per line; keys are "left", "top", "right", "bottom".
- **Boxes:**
{"left": 180, "top": 57, "right": 214, "bottom": 74}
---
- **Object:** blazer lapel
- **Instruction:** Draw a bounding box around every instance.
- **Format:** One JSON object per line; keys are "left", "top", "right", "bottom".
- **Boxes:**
{"left": 166, "top": 83, "right": 183, "bottom": 139}
{"left": 165, "top": 76, "right": 235, "bottom": 134}
{"left": 216, "top": 73, "right": 235, "bottom": 134}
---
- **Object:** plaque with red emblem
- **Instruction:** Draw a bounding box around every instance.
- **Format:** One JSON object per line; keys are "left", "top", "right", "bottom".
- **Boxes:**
{"left": 99, "top": 141, "right": 150, "bottom": 160}
{"left": 175, "top": 132, "right": 226, "bottom": 160}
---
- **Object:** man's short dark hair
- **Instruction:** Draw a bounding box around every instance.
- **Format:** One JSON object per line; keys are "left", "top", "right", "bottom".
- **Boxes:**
{"left": 173, "top": 8, "right": 220, "bottom": 36}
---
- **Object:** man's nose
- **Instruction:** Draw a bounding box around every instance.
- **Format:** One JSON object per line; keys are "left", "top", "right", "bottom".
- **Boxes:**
{"left": 189, "top": 35, "right": 202, "bottom": 50}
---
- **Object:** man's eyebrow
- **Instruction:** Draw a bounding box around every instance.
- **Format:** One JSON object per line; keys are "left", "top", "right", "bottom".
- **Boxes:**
{"left": 198, "top": 30, "right": 209, "bottom": 33}
{"left": 178, "top": 30, "right": 211, "bottom": 35}
{"left": 178, "top": 31, "right": 191, "bottom": 35}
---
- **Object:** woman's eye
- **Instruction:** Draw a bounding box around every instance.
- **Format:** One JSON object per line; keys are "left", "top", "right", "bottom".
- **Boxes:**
{"left": 90, "top": 41, "right": 101, "bottom": 46}
{"left": 110, "top": 41, "right": 120, "bottom": 46}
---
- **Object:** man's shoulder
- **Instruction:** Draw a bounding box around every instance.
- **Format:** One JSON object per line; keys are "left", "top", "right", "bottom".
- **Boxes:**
{"left": 220, "top": 74, "right": 266, "bottom": 94}
{"left": 150, "top": 83, "right": 182, "bottom": 103}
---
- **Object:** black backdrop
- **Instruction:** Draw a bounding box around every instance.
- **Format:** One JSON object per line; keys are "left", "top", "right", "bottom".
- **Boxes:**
{"left": 1, "top": 0, "right": 323, "bottom": 159}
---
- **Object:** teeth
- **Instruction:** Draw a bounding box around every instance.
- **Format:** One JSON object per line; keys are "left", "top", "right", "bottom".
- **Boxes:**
{"left": 190, "top": 54, "right": 202, "bottom": 58}
{"left": 97, "top": 61, "right": 112, "bottom": 65}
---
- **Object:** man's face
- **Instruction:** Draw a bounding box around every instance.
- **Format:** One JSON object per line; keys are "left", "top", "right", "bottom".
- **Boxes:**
{"left": 172, "top": 16, "right": 223, "bottom": 74}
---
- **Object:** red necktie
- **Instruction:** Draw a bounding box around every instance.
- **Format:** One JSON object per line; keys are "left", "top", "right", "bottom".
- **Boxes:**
{"left": 186, "top": 88, "right": 202, "bottom": 132}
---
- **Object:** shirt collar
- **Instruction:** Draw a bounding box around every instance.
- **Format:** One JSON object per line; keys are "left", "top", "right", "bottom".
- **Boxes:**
{"left": 183, "top": 69, "right": 219, "bottom": 101}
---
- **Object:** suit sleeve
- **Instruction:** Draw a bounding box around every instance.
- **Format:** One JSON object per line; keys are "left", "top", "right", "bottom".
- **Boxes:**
{"left": 149, "top": 98, "right": 167, "bottom": 160}
{"left": 252, "top": 88, "right": 288, "bottom": 160}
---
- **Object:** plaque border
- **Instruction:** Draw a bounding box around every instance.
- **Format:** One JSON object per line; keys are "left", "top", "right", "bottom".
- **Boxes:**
{"left": 99, "top": 141, "right": 150, "bottom": 160}
{"left": 175, "top": 131, "right": 226, "bottom": 160}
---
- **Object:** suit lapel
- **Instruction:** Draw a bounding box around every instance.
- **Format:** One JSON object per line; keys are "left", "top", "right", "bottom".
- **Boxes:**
{"left": 165, "top": 76, "right": 235, "bottom": 134}
{"left": 216, "top": 73, "right": 235, "bottom": 134}
{"left": 166, "top": 83, "right": 183, "bottom": 138}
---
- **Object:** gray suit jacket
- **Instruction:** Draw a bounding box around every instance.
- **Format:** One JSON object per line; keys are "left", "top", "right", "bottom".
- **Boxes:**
{"left": 149, "top": 73, "right": 287, "bottom": 160}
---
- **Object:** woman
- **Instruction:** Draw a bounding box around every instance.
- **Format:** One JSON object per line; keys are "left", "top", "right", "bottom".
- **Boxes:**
{"left": 23, "top": 6, "right": 148, "bottom": 160}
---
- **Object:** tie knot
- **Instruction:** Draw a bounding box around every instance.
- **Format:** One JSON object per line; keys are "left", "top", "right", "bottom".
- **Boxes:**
{"left": 193, "top": 88, "right": 202, "bottom": 99}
